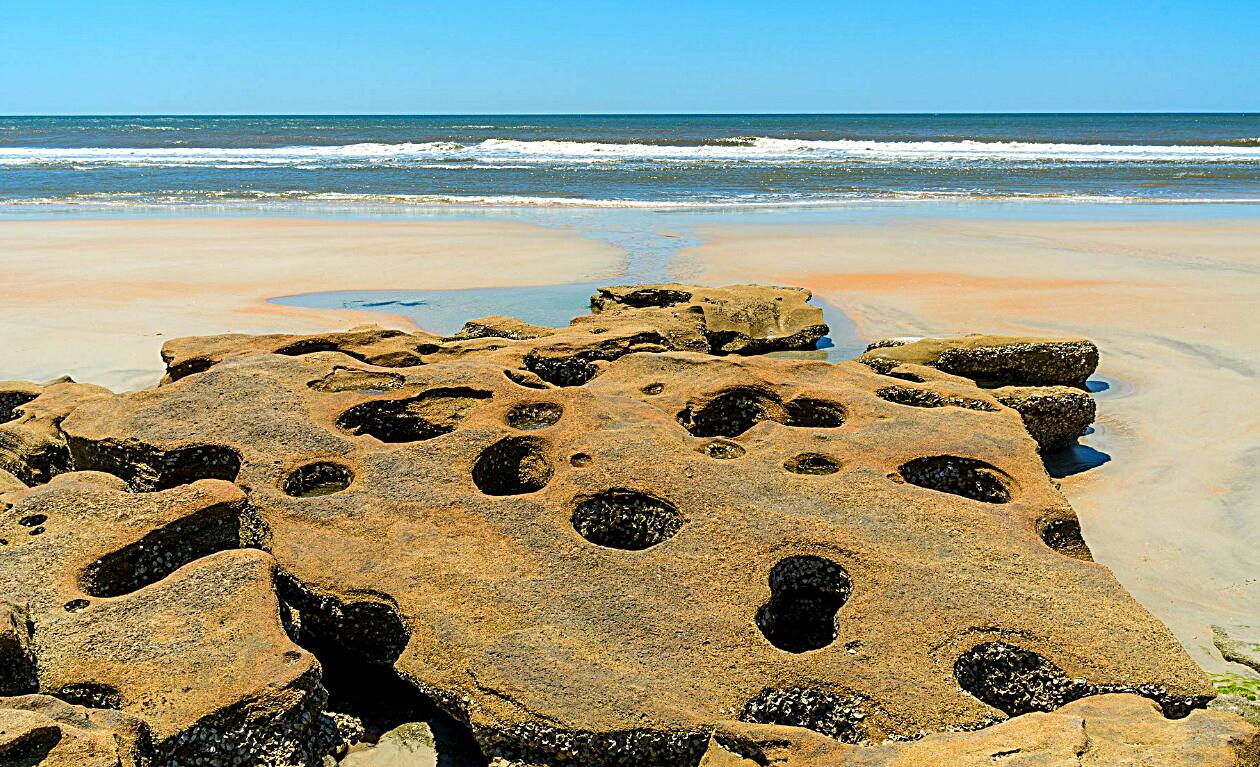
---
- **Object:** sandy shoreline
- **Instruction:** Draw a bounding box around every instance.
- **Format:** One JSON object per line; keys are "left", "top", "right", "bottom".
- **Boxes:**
{"left": 1, "top": 210, "right": 1256, "bottom": 674}
{"left": 677, "top": 216, "right": 1260, "bottom": 671}
{"left": 0, "top": 217, "right": 625, "bottom": 389}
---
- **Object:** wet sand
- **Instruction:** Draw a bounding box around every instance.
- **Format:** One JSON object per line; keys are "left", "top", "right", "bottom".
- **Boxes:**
{"left": 0, "top": 217, "right": 625, "bottom": 389}
{"left": 676, "top": 216, "right": 1260, "bottom": 672}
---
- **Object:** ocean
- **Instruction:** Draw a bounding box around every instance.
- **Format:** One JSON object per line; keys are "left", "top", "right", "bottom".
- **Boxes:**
{"left": 1, "top": 114, "right": 1258, "bottom": 208}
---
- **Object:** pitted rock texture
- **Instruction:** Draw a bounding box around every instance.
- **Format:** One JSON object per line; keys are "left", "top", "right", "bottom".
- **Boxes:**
{"left": 699, "top": 694, "right": 1259, "bottom": 767}
{"left": 859, "top": 335, "right": 1100, "bottom": 388}
{"left": 590, "top": 284, "right": 828, "bottom": 354}
{"left": 0, "top": 285, "right": 1230, "bottom": 766}
{"left": 0, "top": 694, "right": 151, "bottom": 767}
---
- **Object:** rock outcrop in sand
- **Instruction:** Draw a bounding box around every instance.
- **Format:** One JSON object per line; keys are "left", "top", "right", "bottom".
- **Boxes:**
{"left": 0, "top": 284, "right": 1255, "bottom": 766}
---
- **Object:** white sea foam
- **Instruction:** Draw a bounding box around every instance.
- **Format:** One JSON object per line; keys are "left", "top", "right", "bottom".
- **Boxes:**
{"left": 5, "top": 190, "right": 1259, "bottom": 210}
{"left": 2, "top": 137, "right": 1258, "bottom": 169}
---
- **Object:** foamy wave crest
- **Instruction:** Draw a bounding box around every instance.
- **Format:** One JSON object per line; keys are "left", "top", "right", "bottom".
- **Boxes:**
{"left": 2, "top": 136, "right": 1258, "bottom": 169}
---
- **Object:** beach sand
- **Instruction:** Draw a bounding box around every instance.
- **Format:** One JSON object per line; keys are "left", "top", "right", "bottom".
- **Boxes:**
{"left": 0, "top": 217, "right": 625, "bottom": 389}
{"left": 675, "top": 216, "right": 1260, "bottom": 671}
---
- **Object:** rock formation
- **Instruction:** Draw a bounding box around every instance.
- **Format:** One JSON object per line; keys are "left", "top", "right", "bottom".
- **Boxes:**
{"left": 0, "top": 284, "right": 1254, "bottom": 766}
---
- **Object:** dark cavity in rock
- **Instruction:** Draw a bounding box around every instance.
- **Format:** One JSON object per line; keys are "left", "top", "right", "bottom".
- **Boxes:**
{"left": 740, "top": 687, "right": 866, "bottom": 743}
{"left": 1039, "top": 518, "right": 1093, "bottom": 561}
{"left": 285, "top": 462, "right": 354, "bottom": 498}
{"left": 876, "top": 386, "right": 997, "bottom": 411}
{"left": 337, "top": 388, "right": 491, "bottom": 443}
{"left": 756, "top": 555, "right": 851, "bottom": 653}
{"left": 898, "top": 456, "right": 1012, "bottom": 503}
{"left": 785, "top": 453, "right": 840, "bottom": 475}
{"left": 80, "top": 500, "right": 268, "bottom": 598}
{"left": 954, "top": 641, "right": 1208, "bottom": 719}
{"left": 0, "top": 391, "right": 37, "bottom": 425}
{"left": 472, "top": 437, "right": 553, "bottom": 496}
{"left": 505, "top": 402, "right": 563, "bottom": 430}
{"left": 571, "top": 489, "right": 683, "bottom": 550}
{"left": 701, "top": 440, "right": 745, "bottom": 459}
{"left": 678, "top": 387, "right": 778, "bottom": 438}
{"left": 783, "top": 397, "right": 846, "bottom": 428}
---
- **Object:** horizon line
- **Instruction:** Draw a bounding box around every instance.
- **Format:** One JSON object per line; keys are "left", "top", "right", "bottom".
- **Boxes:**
{"left": 2, "top": 110, "right": 1256, "bottom": 119}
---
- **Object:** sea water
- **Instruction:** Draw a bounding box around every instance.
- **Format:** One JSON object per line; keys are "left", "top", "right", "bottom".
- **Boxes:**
{"left": 1, "top": 114, "right": 1258, "bottom": 206}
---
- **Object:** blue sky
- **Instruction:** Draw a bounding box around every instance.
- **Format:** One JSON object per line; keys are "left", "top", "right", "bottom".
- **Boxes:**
{"left": 1, "top": 0, "right": 1256, "bottom": 114}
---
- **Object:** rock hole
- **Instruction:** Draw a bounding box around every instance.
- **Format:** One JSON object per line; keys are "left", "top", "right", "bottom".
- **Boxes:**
{"left": 506, "top": 402, "right": 563, "bottom": 430}
{"left": 523, "top": 351, "right": 599, "bottom": 387}
{"left": 569, "top": 453, "right": 592, "bottom": 467}
{"left": 70, "top": 440, "right": 243, "bottom": 492}
{"left": 641, "top": 382, "right": 664, "bottom": 395}
{"left": 289, "top": 631, "right": 487, "bottom": 760}
{"left": 276, "top": 575, "right": 410, "bottom": 665}
{"left": 63, "top": 599, "right": 89, "bottom": 613}
{"left": 897, "top": 456, "right": 1012, "bottom": 503}
{"left": 80, "top": 498, "right": 268, "bottom": 598}
{"left": 0, "top": 391, "right": 38, "bottom": 424}
{"left": 18, "top": 514, "right": 46, "bottom": 527}
{"left": 503, "top": 369, "right": 549, "bottom": 390}
{"left": 472, "top": 437, "right": 553, "bottom": 496}
{"left": 337, "top": 388, "right": 492, "bottom": 443}
{"left": 27, "top": 527, "right": 44, "bottom": 536}
{"left": 274, "top": 338, "right": 355, "bottom": 358}
{"left": 701, "top": 440, "right": 745, "bottom": 459}
{"left": 57, "top": 682, "right": 122, "bottom": 710}
{"left": 784, "top": 453, "right": 840, "bottom": 475}
{"left": 1039, "top": 518, "right": 1092, "bottom": 561}
{"left": 756, "top": 555, "right": 851, "bottom": 653}
{"left": 165, "top": 356, "right": 215, "bottom": 382}
{"left": 571, "top": 489, "right": 683, "bottom": 550}
{"left": 783, "top": 398, "right": 846, "bottom": 428}
{"left": 740, "top": 687, "right": 866, "bottom": 743}
{"left": 876, "top": 386, "right": 998, "bottom": 411}
{"left": 954, "top": 641, "right": 1206, "bottom": 719}
{"left": 678, "top": 387, "right": 780, "bottom": 438}
{"left": 284, "top": 462, "right": 354, "bottom": 498}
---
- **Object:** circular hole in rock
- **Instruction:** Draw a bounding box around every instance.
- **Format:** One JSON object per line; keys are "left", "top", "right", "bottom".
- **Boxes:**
{"left": 784, "top": 398, "right": 846, "bottom": 428}
{"left": 569, "top": 453, "right": 592, "bottom": 467}
{"left": 506, "top": 402, "right": 563, "bottom": 430}
{"left": 28, "top": 527, "right": 44, "bottom": 536}
{"left": 702, "top": 440, "right": 745, "bottom": 460}
{"left": 284, "top": 462, "right": 354, "bottom": 498}
{"left": 473, "top": 437, "right": 553, "bottom": 496}
{"left": 1040, "top": 518, "right": 1092, "bottom": 560}
{"left": 64, "top": 599, "right": 89, "bottom": 613}
{"left": 785, "top": 453, "right": 840, "bottom": 475}
{"left": 756, "top": 555, "right": 852, "bottom": 653}
{"left": 679, "top": 387, "right": 779, "bottom": 438}
{"left": 954, "top": 641, "right": 1084, "bottom": 716}
{"left": 641, "top": 383, "right": 664, "bottom": 395}
{"left": 19, "top": 514, "right": 47, "bottom": 527}
{"left": 571, "top": 489, "right": 683, "bottom": 550}
{"left": 897, "top": 456, "right": 1012, "bottom": 503}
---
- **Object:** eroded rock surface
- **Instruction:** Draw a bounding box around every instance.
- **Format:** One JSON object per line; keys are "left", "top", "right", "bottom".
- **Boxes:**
{"left": 0, "top": 285, "right": 1245, "bottom": 767}
{"left": 699, "top": 694, "right": 1259, "bottom": 767}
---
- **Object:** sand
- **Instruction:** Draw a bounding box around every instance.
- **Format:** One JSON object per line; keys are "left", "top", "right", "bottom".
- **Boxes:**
{"left": 0, "top": 217, "right": 625, "bottom": 389}
{"left": 675, "top": 216, "right": 1260, "bottom": 672}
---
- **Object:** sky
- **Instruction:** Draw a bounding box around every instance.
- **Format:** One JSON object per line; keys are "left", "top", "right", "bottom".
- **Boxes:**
{"left": 1, "top": 0, "right": 1256, "bottom": 115}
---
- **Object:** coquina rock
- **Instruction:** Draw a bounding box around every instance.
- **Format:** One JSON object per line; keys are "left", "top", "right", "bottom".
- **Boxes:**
{"left": 0, "top": 285, "right": 1247, "bottom": 767}
{"left": 698, "top": 694, "right": 1258, "bottom": 767}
